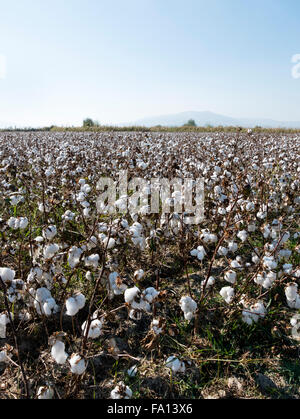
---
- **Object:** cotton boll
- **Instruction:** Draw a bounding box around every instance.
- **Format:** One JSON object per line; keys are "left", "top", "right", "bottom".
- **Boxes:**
{"left": 19, "top": 217, "right": 29, "bottom": 230}
{"left": 43, "top": 298, "right": 56, "bottom": 316}
{"left": 218, "top": 246, "right": 228, "bottom": 256}
{"left": 134, "top": 269, "right": 145, "bottom": 280}
{"left": 237, "top": 230, "right": 248, "bottom": 242}
{"left": 166, "top": 356, "right": 186, "bottom": 374}
{"left": 110, "top": 382, "right": 132, "bottom": 399}
{"left": 82, "top": 318, "right": 104, "bottom": 339}
{"left": 152, "top": 318, "right": 164, "bottom": 335}
{"left": 35, "top": 236, "right": 44, "bottom": 243}
{"left": 124, "top": 287, "right": 140, "bottom": 304}
{"left": 43, "top": 244, "right": 59, "bottom": 259}
{"left": 180, "top": 296, "right": 197, "bottom": 320}
{"left": 220, "top": 286, "right": 235, "bottom": 304}
{"left": 0, "top": 267, "right": 15, "bottom": 283}
{"left": 0, "top": 313, "right": 10, "bottom": 339}
{"left": 51, "top": 340, "right": 68, "bottom": 365}
{"left": 85, "top": 254, "right": 100, "bottom": 269}
{"left": 142, "top": 287, "right": 159, "bottom": 303}
{"left": 68, "top": 246, "right": 83, "bottom": 268}
{"left": 75, "top": 293, "right": 86, "bottom": 310}
{"left": 263, "top": 256, "right": 277, "bottom": 270}
{"left": 227, "top": 241, "right": 238, "bottom": 253}
{"left": 224, "top": 270, "right": 237, "bottom": 284}
{"left": 127, "top": 365, "right": 138, "bottom": 377}
{"left": 0, "top": 350, "right": 8, "bottom": 363}
{"left": 36, "top": 287, "right": 52, "bottom": 303}
{"left": 109, "top": 272, "right": 127, "bottom": 296}
{"left": 37, "top": 386, "right": 54, "bottom": 399}
{"left": 66, "top": 297, "right": 79, "bottom": 316}
{"left": 103, "top": 237, "right": 116, "bottom": 250}
{"left": 42, "top": 225, "right": 57, "bottom": 241}
{"left": 201, "top": 276, "right": 215, "bottom": 289}
{"left": 69, "top": 354, "right": 86, "bottom": 375}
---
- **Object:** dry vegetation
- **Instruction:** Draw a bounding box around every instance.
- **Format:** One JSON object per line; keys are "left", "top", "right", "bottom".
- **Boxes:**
{"left": 0, "top": 131, "right": 299, "bottom": 399}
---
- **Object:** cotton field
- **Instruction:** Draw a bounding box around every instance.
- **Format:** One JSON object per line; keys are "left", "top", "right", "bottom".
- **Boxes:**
{"left": 0, "top": 131, "right": 299, "bottom": 399}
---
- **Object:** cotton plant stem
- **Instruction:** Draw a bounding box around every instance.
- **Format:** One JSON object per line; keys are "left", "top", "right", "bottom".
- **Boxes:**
{"left": 0, "top": 277, "right": 30, "bottom": 399}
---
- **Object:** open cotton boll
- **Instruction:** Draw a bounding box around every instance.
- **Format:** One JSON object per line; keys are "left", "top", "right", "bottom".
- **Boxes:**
{"left": 224, "top": 270, "right": 237, "bottom": 284}
{"left": 220, "top": 286, "right": 235, "bottom": 304}
{"left": 43, "top": 298, "right": 57, "bottom": 316}
{"left": 263, "top": 256, "right": 277, "bottom": 270}
{"left": 35, "top": 236, "right": 44, "bottom": 243}
{"left": 290, "top": 314, "right": 300, "bottom": 327}
{"left": 242, "top": 301, "right": 266, "bottom": 325}
{"left": 51, "top": 340, "right": 68, "bottom": 364}
{"left": 85, "top": 254, "right": 100, "bottom": 269}
{"left": 42, "top": 225, "right": 57, "bottom": 241}
{"left": 82, "top": 318, "right": 104, "bottom": 339}
{"left": 65, "top": 292, "right": 86, "bottom": 316}
{"left": 68, "top": 246, "right": 83, "bottom": 268}
{"left": 0, "top": 350, "right": 8, "bottom": 363}
{"left": 37, "top": 386, "right": 54, "bottom": 399}
{"left": 103, "top": 237, "right": 116, "bottom": 250}
{"left": 75, "top": 292, "right": 86, "bottom": 310}
{"left": 152, "top": 318, "right": 164, "bottom": 335}
{"left": 218, "top": 246, "right": 228, "bottom": 256}
{"left": 43, "top": 244, "right": 59, "bottom": 259}
{"left": 180, "top": 296, "right": 197, "bottom": 321}
{"left": 62, "top": 210, "right": 75, "bottom": 222}
{"left": 190, "top": 245, "right": 206, "bottom": 261}
{"left": 110, "top": 382, "right": 133, "bottom": 399}
{"left": 127, "top": 365, "right": 138, "bottom": 377}
{"left": 19, "top": 217, "right": 29, "bottom": 229}
{"left": 134, "top": 269, "right": 145, "bottom": 280}
{"left": 227, "top": 241, "right": 238, "bottom": 253}
{"left": 69, "top": 354, "right": 86, "bottom": 375}
{"left": 237, "top": 230, "right": 248, "bottom": 242}
{"left": 142, "top": 287, "right": 159, "bottom": 303}
{"left": 109, "top": 272, "right": 127, "bottom": 296}
{"left": 285, "top": 283, "right": 300, "bottom": 309}
{"left": 124, "top": 287, "right": 140, "bottom": 304}
{"left": 65, "top": 297, "right": 79, "bottom": 316}
{"left": 0, "top": 267, "right": 15, "bottom": 282}
{"left": 201, "top": 276, "right": 215, "bottom": 289}
{"left": 0, "top": 313, "right": 10, "bottom": 339}
{"left": 166, "top": 356, "right": 186, "bottom": 374}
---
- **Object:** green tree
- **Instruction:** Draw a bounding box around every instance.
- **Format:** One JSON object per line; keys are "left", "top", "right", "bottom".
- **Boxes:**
{"left": 184, "top": 119, "right": 197, "bottom": 127}
{"left": 83, "top": 118, "right": 100, "bottom": 127}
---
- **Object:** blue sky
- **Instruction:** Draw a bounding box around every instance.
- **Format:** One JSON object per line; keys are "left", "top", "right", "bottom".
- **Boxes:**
{"left": 0, "top": 0, "right": 300, "bottom": 127}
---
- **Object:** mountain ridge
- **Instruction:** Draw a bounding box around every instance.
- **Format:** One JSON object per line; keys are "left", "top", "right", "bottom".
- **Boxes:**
{"left": 121, "top": 111, "right": 300, "bottom": 129}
